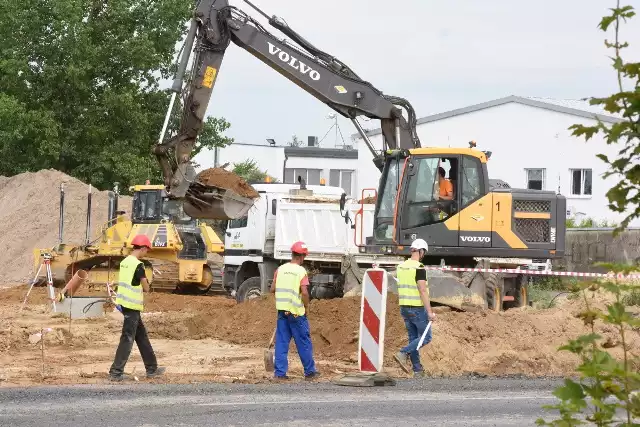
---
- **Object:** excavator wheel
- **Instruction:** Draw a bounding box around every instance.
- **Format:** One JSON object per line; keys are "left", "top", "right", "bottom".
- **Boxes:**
{"left": 484, "top": 273, "right": 504, "bottom": 312}
{"left": 509, "top": 274, "right": 530, "bottom": 309}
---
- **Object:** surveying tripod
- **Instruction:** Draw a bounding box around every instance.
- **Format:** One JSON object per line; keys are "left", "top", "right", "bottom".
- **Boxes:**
{"left": 21, "top": 251, "right": 57, "bottom": 313}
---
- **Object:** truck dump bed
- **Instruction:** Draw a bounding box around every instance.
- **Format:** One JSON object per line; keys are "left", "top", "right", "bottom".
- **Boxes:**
{"left": 274, "top": 201, "right": 400, "bottom": 264}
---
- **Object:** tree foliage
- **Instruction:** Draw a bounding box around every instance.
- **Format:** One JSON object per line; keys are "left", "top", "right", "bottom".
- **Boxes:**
{"left": 535, "top": 264, "right": 640, "bottom": 426}
{"left": 0, "top": 0, "right": 233, "bottom": 192}
{"left": 232, "top": 159, "right": 277, "bottom": 183}
{"left": 569, "top": 2, "right": 640, "bottom": 233}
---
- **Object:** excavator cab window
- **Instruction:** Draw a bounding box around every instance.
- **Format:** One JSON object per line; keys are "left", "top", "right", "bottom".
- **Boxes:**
{"left": 373, "top": 157, "right": 401, "bottom": 241}
{"left": 400, "top": 156, "right": 457, "bottom": 230}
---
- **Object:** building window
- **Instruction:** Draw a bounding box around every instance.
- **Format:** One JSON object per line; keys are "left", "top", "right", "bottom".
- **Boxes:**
{"left": 329, "top": 169, "right": 354, "bottom": 196}
{"left": 570, "top": 168, "right": 592, "bottom": 196}
{"left": 284, "top": 168, "right": 321, "bottom": 185}
{"left": 525, "top": 168, "right": 546, "bottom": 190}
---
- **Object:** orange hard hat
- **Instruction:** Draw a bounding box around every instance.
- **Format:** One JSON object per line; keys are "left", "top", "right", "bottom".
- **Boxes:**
{"left": 291, "top": 241, "right": 308, "bottom": 255}
{"left": 131, "top": 234, "right": 152, "bottom": 248}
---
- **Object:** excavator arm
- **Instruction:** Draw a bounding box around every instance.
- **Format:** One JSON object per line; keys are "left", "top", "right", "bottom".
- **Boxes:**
{"left": 154, "top": 0, "right": 421, "bottom": 219}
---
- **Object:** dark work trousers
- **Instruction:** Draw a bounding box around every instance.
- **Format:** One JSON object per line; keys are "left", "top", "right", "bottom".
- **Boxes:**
{"left": 274, "top": 310, "right": 317, "bottom": 377}
{"left": 109, "top": 307, "right": 158, "bottom": 376}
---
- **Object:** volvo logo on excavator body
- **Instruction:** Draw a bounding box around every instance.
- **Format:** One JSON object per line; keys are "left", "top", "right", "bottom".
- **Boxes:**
{"left": 267, "top": 42, "right": 321, "bottom": 81}
{"left": 460, "top": 236, "right": 491, "bottom": 243}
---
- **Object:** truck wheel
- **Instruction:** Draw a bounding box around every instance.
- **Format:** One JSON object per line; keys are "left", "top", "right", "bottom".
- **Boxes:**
{"left": 484, "top": 273, "right": 504, "bottom": 312}
{"left": 236, "top": 277, "right": 262, "bottom": 303}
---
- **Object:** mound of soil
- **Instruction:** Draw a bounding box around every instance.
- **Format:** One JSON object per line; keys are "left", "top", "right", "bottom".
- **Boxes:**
{"left": 142, "top": 292, "right": 640, "bottom": 377}
{"left": 0, "top": 170, "right": 132, "bottom": 286}
{"left": 196, "top": 168, "right": 259, "bottom": 199}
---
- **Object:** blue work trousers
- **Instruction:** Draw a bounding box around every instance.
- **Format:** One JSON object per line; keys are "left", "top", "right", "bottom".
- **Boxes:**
{"left": 400, "top": 306, "right": 432, "bottom": 372}
{"left": 274, "top": 311, "right": 317, "bottom": 377}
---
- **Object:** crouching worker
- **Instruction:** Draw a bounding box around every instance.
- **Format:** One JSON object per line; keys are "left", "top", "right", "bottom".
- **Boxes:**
{"left": 108, "top": 234, "right": 165, "bottom": 381}
{"left": 393, "top": 238, "right": 436, "bottom": 377}
{"left": 270, "top": 241, "right": 320, "bottom": 381}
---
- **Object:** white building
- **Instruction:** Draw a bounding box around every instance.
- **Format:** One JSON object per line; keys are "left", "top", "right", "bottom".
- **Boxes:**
{"left": 351, "top": 95, "right": 635, "bottom": 226}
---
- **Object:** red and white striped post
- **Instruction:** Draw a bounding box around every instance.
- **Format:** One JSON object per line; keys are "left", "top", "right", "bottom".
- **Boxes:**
{"left": 358, "top": 268, "right": 388, "bottom": 373}
{"left": 334, "top": 267, "right": 395, "bottom": 387}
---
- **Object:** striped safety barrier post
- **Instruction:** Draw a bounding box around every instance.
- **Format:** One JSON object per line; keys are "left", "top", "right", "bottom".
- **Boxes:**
{"left": 334, "top": 268, "right": 396, "bottom": 387}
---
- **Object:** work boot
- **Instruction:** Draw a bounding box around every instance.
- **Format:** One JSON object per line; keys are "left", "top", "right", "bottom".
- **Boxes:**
{"left": 413, "top": 370, "right": 426, "bottom": 378}
{"left": 393, "top": 351, "right": 411, "bottom": 374}
{"left": 273, "top": 375, "right": 289, "bottom": 381}
{"left": 146, "top": 366, "right": 166, "bottom": 378}
{"left": 304, "top": 372, "right": 321, "bottom": 381}
{"left": 108, "top": 373, "right": 124, "bottom": 382}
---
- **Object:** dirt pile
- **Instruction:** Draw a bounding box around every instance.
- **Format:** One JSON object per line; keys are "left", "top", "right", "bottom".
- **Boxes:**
{"left": 0, "top": 170, "right": 132, "bottom": 286}
{"left": 358, "top": 196, "right": 377, "bottom": 204}
{"left": 143, "top": 292, "right": 640, "bottom": 377}
{"left": 197, "top": 168, "right": 259, "bottom": 199}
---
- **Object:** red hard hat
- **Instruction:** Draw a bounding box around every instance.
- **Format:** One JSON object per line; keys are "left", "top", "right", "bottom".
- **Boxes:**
{"left": 291, "top": 241, "right": 308, "bottom": 255}
{"left": 131, "top": 234, "right": 152, "bottom": 248}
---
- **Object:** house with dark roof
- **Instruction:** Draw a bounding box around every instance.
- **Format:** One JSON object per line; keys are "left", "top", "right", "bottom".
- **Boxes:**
{"left": 350, "top": 95, "right": 633, "bottom": 226}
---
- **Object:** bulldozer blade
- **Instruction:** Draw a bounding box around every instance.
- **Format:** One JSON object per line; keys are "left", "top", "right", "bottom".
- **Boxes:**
{"left": 183, "top": 186, "right": 255, "bottom": 220}
{"left": 386, "top": 270, "right": 485, "bottom": 312}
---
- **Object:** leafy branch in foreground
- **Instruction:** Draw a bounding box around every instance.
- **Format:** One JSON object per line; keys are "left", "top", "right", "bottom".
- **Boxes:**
{"left": 535, "top": 263, "right": 640, "bottom": 426}
{"left": 568, "top": 2, "right": 640, "bottom": 234}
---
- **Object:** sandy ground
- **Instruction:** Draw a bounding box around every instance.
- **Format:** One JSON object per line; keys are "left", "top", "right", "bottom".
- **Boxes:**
{"left": 1, "top": 284, "right": 639, "bottom": 387}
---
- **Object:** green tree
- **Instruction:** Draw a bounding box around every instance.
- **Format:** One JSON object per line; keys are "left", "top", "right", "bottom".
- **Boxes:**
{"left": 232, "top": 159, "right": 277, "bottom": 183}
{"left": 0, "top": 0, "right": 233, "bottom": 192}
{"left": 569, "top": 1, "right": 640, "bottom": 233}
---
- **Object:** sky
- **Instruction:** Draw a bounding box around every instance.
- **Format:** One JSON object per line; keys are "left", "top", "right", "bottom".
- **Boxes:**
{"left": 189, "top": 0, "right": 639, "bottom": 149}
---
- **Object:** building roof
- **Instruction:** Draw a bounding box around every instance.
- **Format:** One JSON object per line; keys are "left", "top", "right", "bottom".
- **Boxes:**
{"left": 351, "top": 95, "right": 624, "bottom": 139}
{"left": 284, "top": 146, "right": 358, "bottom": 159}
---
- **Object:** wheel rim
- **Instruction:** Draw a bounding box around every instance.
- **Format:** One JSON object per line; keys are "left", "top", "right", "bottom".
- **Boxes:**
{"left": 246, "top": 289, "right": 262, "bottom": 300}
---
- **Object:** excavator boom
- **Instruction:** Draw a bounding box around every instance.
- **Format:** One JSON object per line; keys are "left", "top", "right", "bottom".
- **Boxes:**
{"left": 153, "top": 0, "right": 422, "bottom": 220}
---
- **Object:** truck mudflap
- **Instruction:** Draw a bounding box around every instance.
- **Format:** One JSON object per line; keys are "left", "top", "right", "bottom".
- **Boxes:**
{"left": 386, "top": 270, "right": 485, "bottom": 312}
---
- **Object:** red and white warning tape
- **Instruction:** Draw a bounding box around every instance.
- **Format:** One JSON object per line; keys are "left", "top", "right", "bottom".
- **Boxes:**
{"left": 421, "top": 265, "right": 640, "bottom": 280}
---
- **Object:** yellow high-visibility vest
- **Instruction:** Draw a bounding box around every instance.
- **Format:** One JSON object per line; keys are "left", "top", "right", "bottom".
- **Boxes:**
{"left": 115, "top": 255, "right": 144, "bottom": 311}
{"left": 274, "top": 262, "right": 307, "bottom": 316}
{"left": 396, "top": 259, "right": 427, "bottom": 307}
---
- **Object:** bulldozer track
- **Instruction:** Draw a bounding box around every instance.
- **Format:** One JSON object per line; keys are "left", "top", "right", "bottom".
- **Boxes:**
{"left": 59, "top": 256, "right": 228, "bottom": 297}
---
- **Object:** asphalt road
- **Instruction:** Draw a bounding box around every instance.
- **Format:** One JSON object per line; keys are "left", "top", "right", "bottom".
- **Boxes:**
{"left": 0, "top": 377, "right": 563, "bottom": 426}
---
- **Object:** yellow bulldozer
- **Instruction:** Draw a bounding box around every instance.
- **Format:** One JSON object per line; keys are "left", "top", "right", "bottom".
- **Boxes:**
{"left": 33, "top": 182, "right": 227, "bottom": 295}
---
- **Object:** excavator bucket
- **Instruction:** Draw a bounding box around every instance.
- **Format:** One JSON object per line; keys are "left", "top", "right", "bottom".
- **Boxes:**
{"left": 181, "top": 168, "right": 259, "bottom": 220}
{"left": 386, "top": 269, "right": 485, "bottom": 312}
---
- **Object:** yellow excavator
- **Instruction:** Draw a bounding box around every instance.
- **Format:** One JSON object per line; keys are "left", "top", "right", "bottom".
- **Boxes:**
{"left": 33, "top": 182, "right": 227, "bottom": 294}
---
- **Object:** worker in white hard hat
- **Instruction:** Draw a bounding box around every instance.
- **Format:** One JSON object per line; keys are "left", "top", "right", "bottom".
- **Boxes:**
{"left": 393, "top": 238, "right": 435, "bottom": 377}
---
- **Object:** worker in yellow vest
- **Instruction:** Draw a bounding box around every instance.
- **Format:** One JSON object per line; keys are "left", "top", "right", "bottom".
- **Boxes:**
{"left": 393, "top": 238, "right": 436, "bottom": 376}
{"left": 270, "top": 241, "right": 320, "bottom": 380}
{"left": 108, "top": 234, "right": 165, "bottom": 381}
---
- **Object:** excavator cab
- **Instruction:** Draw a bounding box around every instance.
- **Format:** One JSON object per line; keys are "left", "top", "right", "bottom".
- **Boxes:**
{"left": 368, "top": 147, "right": 566, "bottom": 264}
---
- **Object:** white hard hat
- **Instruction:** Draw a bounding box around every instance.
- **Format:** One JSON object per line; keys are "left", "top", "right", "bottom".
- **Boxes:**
{"left": 410, "top": 238, "right": 428, "bottom": 251}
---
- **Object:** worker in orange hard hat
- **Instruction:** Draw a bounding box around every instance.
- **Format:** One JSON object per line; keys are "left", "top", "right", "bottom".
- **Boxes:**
{"left": 108, "top": 234, "right": 165, "bottom": 381}
{"left": 269, "top": 241, "right": 320, "bottom": 380}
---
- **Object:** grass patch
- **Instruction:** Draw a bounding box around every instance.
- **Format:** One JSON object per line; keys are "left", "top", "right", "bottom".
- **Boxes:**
{"left": 621, "top": 287, "right": 640, "bottom": 306}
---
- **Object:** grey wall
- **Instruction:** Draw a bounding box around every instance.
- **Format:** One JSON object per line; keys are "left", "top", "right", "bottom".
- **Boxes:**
{"left": 553, "top": 228, "right": 640, "bottom": 273}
